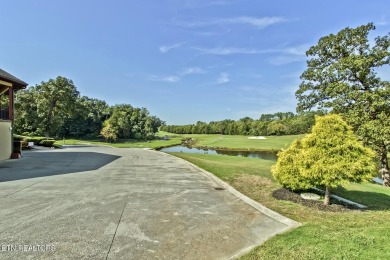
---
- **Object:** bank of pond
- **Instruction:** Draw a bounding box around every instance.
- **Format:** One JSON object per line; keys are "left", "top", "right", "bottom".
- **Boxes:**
{"left": 159, "top": 145, "right": 278, "bottom": 161}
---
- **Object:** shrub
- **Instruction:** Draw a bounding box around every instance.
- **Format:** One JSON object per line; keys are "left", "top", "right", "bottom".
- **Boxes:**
{"left": 52, "top": 143, "right": 63, "bottom": 149}
{"left": 272, "top": 114, "right": 376, "bottom": 205}
{"left": 39, "top": 140, "right": 56, "bottom": 147}
{"left": 25, "top": 137, "right": 45, "bottom": 144}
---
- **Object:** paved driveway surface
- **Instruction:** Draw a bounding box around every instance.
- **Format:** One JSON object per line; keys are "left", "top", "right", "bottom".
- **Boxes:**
{"left": 0, "top": 146, "right": 296, "bottom": 259}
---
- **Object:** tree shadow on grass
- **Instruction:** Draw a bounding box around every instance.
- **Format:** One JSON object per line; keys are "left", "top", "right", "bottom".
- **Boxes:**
{"left": 0, "top": 150, "right": 120, "bottom": 182}
{"left": 334, "top": 186, "right": 390, "bottom": 210}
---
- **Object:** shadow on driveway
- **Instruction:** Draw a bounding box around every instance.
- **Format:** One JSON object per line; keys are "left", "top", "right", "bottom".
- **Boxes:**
{"left": 0, "top": 151, "right": 120, "bottom": 182}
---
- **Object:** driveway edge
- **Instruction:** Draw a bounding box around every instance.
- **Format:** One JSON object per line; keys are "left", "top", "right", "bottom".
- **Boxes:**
{"left": 155, "top": 151, "right": 301, "bottom": 258}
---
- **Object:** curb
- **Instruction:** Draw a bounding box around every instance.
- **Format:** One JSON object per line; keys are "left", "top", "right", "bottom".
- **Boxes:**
{"left": 70, "top": 142, "right": 116, "bottom": 148}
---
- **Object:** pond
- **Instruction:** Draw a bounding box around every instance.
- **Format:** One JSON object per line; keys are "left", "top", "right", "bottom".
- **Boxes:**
{"left": 159, "top": 145, "right": 278, "bottom": 161}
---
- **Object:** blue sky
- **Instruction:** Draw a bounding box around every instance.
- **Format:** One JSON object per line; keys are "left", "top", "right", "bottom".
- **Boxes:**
{"left": 1, "top": 0, "right": 389, "bottom": 124}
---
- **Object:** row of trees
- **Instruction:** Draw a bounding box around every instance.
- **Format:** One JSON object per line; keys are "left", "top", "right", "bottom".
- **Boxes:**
{"left": 14, "top": 77, "right": 163, "bottom": 140}
{"left": 160, "top": 111, "right": 325, "bottom": 136}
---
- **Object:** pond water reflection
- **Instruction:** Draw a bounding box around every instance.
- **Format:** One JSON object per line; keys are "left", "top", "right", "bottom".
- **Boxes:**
{"left": 159, "top": 145, "right": 277, "bottom": 161}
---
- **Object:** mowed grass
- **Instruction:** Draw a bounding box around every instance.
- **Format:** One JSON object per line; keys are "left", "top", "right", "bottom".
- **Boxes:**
{"left": 56, "top": 136, "right": 182, "bottom": 149}
{"left": 57, "top": 132, "right": 303, "bottom": 151}
{"left": 182, "top": 133, "right": 305, "bottom": 151}
{"left": 170, "top": 152, "right": 390, "bottom": 260}
{"left": 171, "top": 153, "right": 275, "bottom": 182}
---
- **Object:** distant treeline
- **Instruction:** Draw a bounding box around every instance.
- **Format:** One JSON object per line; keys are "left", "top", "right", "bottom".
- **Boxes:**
{"left": 14, "top": 76, "right": 164, "bottom": 140}
{"left": 160, "top": 111, "right": 326, "bottom": 136}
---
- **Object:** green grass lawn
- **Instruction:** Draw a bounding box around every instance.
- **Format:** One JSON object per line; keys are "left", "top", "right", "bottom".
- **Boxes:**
{"left": 171, "top": 153, "right": 275, "bottom": 182}
{"left": 181, "top": 133, "right": 305, "bottom": 151}
{"left": 55, "top": 132, "right": 303, "bottom": 151}
{"left": 170, "top": 152, "right": 390, "bottom": 260}
{"left": 56, "top": 137, "right": 182, "bottom": 149}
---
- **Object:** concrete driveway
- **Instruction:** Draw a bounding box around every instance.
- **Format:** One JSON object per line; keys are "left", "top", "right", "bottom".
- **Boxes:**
{"left": 0, "top": 146, "right": 298, "bottom": 259}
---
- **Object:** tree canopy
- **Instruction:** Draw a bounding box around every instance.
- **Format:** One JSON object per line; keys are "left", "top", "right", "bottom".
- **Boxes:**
{"left": 272, "top": 114, "right": 376, "bottom": 205}
{"left": 14, "top": 76, "right": 163, "bottom": 140}
{"left": 15, "top": 76, "right": 80, "bottom": 137}
{"left": 295, "top": 23, "right": 390, "bottom": 186}
{"left": 161, "top": 111, "right": 323, "bottom": 136}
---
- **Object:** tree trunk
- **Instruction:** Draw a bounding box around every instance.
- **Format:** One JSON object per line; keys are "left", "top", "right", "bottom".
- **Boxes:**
{"left": 380, "top": 146, "right": 390, "bottom": 187}
{"left": 324, "top": 186, "right": 331, "bottom": 206}
{"left": 44, "top": 100, "right": 57, "bottom": 138}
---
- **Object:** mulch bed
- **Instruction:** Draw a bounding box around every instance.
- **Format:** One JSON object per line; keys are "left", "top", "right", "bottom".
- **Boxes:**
{"left": 272, "top": 188, "right": 362, "bottom": 212}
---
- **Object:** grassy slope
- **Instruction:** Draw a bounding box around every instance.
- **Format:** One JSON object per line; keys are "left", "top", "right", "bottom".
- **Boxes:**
{"left": 170, "top": 153, "right": 390, "bottom": 260}
{"left": 183, "top": 134, "right": 305, "bottom": 151}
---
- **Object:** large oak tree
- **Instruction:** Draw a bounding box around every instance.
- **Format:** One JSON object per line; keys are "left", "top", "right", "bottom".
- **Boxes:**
{"left": 36, "top": 77, "right": 80, "bottom": 137}
{"left": 296, "top": 23, "right": 390, "bottom": 186}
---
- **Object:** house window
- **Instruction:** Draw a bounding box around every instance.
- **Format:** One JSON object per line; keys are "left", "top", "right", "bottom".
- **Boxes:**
{"left": 0, "top": 87, "right": 10, "bottom": 120}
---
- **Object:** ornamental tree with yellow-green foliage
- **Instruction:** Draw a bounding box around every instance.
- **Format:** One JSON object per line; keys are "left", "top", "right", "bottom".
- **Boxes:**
{"left": 272, "top": 114, "right": 376, "bottom": 205}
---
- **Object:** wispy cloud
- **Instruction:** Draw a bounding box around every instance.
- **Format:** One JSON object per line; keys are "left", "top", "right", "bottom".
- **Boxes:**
{"left": 217, "top": 72, "right": 230, "bottom": 84}
{"left": 148, "top": 75, "right": 180, "bottom": 83}
{"left": 283, "top": 44, "right": 310, "bottom": 55}
{"left": 159, "top": 42, "right": 186, "bottom": 53}
{"left": 179, "top": 67, "right": 206, "bottom": 75}
{"left": 268, "top": 55, "right": 306, "bottom": 65}
{"left": 194, "top": 44, "right": 310, "bottom": 57}
{"left": 268, "top": 44, "right": 310, "bottom": 65}
{"left": 194, "top": 47, "right": 278, "bottom": 55}
{"left": 194, "top": 43, "right": 309, "bottom": 65}
{"left": 178, "top": 16, "right": 286, "bottom": 29}
{"left": 222, "top": 16, "right": 286, "bottom": 28}
{"left": 206, "top": 0, "right": 234, "bottom": 6}
{"left": 177, "top": 0, "right": 235, "bottom": 10}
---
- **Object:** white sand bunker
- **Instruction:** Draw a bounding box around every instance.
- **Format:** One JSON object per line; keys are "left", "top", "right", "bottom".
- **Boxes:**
{"left": 248, "top": 136, "right": 267, "bottom": 140}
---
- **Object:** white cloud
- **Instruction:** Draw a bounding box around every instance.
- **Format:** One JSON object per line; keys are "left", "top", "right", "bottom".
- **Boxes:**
{"left": 207, "top": 1, "right": 233, "bottom": 6}
{"left": 148, "top": 75, "right": 180, "bottom": 83}
{"left": 178, "top": 16, "right": 286, "bottom": 29}
{"left": 179, "top": 67, "right": 206, "bottom": 75}
{"left": 223, "top": 16, "right": 286, "bottom": 28}
{"left": 283, "top": 44, "right": 310, "bottom": 55}
{"left": 268, "top": 55, "right": 306, "bottom": 65}
{"left": 177, "top": 0, "right": 235, "bottom": 10}
{"left": 268, "top": 44, "right": 310, "bottom": 65}
{"left": 217, "top": 72, "right": 230, "bottom": 84}
{"left": 194, "top": 44, "right": 310, "bottom": 57}
{"left": 159, "top": 42, "right": 186, "bottom": 53}
{"left": 194, "top": 47, "right": 278, "bottom": 55}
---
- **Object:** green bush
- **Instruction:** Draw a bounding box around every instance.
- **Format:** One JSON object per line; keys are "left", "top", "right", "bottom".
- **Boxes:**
{"left": 52, "top": 143, "right": 63, "bottom": 149}
{"left": 25, "top": 137, "right": 45, "bottom": 144}
{"left": 21, "top": 132, "right": 35, "bottom": 137}
{"left": 39, "top": 140, "right": 56, "bottom": 147}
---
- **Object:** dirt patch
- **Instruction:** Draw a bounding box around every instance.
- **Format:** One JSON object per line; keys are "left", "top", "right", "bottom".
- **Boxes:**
{"left": 231, "top": 175, "right": 279, "bottom": 207}
{"left": 272, "top": 188, "right": 361, "bottom": 212}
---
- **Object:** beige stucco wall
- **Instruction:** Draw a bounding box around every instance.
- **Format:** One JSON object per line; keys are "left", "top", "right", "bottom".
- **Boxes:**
{"left": 0, "top": 121, "right": 12, "bottom": 160}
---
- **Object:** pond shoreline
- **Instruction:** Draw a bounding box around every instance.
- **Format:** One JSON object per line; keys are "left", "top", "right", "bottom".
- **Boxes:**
{"left": 159, "top": 144, "right": 278, "bottom": 161}
{"left": 156, "top": 142, "right": 281, "bottom": 153}
{"left": 195, "top": 145, "right": 280, "bottom": 153}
